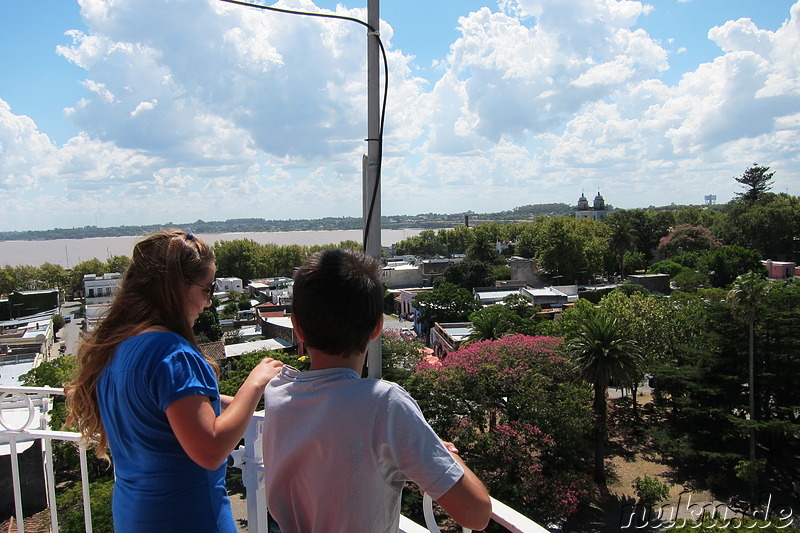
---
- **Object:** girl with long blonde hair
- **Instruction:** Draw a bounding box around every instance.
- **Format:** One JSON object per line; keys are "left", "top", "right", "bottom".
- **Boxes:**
{"left": 66, "top": 230, "right": 282, "bottom": 533}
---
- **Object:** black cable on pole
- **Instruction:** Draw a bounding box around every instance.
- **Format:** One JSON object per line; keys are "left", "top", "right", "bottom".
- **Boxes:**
{"left": 217, "top": 0, "right": 388, "bottom": 252}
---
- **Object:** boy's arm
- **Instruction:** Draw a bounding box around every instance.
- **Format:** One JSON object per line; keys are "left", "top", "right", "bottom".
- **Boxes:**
{"left": 435, "top": 451, "right": 492, "bottom": 531}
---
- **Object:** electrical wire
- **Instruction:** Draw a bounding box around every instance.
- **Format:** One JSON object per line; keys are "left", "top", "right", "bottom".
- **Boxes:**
{"left": 217, "top": 0, "right": 388, "bottom": 253}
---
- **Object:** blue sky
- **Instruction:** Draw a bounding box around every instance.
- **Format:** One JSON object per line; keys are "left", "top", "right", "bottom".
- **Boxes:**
{"left": 1, "top": 0, "right": 798, "bottom": 231}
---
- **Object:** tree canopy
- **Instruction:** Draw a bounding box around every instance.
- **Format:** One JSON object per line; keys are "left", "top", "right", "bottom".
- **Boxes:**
{"left": 406, "top": 335, "right": 594, "bottom": 521}
{"left": 734, "top": 163, "right": 774, "bottom": 204}
{"left": 412, "top": 282, "right": 481, "bottom": 331}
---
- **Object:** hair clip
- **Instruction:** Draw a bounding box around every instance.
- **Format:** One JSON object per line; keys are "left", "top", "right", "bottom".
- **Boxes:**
{"left": 186, "top": 232, "right": 195, "bottom": 240}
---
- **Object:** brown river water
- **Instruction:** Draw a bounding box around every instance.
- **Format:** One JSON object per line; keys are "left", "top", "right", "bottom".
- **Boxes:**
{"left": 0, "top": 229, "right": 423, "bottom": 268}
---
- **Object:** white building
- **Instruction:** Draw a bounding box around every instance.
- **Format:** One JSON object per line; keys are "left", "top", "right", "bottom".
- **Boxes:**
{"left": 216, "top": 277, "right": 243, "bottom": 295}
{"left": 84, "top": 273, "right": 121, "bottom": 305}
{"left": 381, "top": 262, "right": 424, "bottom": 289}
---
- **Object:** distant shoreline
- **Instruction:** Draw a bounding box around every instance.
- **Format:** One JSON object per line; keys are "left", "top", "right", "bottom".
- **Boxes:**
{"left": 0, "top": 229, "right": 426, "bottom": 268}
{"left": 0, "top": 203, "right": 584, "bottom": 242}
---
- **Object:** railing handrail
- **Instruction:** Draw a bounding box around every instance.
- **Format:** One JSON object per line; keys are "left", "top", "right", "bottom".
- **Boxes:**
{"left": 1, "top": 386, "right": 91, "bottom": 533}
{"left": 1, "top": 386, "right": 547, "bottom": 533}
{"left": 0, "top": 385, "right": 65, "bottom": 396}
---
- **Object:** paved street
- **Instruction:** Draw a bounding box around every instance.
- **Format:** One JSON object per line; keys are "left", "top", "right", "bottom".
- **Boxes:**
{"left": 50, "top": 301, "right": 84, "bottom": 360}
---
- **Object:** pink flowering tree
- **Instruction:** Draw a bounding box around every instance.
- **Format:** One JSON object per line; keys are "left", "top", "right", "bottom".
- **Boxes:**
{"left": 656, "top": 224, "right": 721, "bottom": 258}
{"left": 407, "top": 335, "right": 594, "bottom": 522}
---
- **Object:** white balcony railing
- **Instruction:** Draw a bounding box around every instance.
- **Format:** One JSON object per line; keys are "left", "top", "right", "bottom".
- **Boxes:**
{"left": 1, "top": 386, "right": 548, "bottom": 533}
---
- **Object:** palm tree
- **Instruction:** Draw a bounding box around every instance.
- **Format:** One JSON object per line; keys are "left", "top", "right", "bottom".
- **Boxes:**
{"left": 727, "top": 271, "right": 770, "bottom": 469}
{"left": 466, "top": 305, "right": 518, "bottom": 343}
{"left": 569, "top": 312, "right": 643, "bottom": 485}
{"left": 608, "top": 220, "right": 636, "bottom": 276}
{"left": 466, "top": 236, "right": 498, "bottom": 263}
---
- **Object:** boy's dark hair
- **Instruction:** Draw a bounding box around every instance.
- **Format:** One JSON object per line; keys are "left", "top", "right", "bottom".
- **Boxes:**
{"left": 292, "top": 249, "right": 383, "bottom": 357}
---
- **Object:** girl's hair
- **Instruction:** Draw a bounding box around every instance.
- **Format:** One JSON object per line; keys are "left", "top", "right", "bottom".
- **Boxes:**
{"left": 65, "top": 230, "right": 216, "bottom": 457}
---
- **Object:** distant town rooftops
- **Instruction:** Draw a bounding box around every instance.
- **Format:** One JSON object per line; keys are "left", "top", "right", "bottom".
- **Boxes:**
{"left": 224, "top": 338, "right": 292, "bottom": 358}
{"left": 83, "top": 273, "right": 121, "bottom": 281}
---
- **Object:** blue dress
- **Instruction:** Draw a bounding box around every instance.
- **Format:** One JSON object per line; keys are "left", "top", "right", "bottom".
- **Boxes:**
{"left": 97, "top": 331, "right": 236, "bottom": 533}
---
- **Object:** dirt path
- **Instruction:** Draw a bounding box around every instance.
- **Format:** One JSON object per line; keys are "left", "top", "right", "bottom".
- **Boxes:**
{"left": 568, "top": 393, "right": 717, "bottom": 532}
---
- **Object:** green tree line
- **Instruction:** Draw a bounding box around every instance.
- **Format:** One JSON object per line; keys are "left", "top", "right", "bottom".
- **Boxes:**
{"left": 394, "top": 164, "right": 797, "bottom": 286}
{"left": 0, "top": 240, "right": 362, "bottom": 298}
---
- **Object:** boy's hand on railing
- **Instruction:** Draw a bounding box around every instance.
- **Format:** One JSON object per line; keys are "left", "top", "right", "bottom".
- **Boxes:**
{"left": 442, "top": 441, "right": 459, "bottom": 455}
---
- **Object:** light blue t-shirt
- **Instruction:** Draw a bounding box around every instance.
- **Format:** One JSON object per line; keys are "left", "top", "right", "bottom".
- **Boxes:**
{"left": 97, "top": 331, "right": 235, "bottom": 533}
{"left": 262, "top": 366, "right": 465, "bottom": 533}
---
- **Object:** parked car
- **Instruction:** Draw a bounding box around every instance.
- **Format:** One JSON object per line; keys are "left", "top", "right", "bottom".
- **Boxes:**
{"left": 64, "top": 315, "right": 72, "bottom": 323}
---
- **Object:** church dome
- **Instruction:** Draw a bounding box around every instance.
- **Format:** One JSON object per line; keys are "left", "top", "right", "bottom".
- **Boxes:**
{"left": 593, "top": 191, "right": 605, "bottom": 210}
{"left": 577, "top": 193, "right": 590, "bottom": 210}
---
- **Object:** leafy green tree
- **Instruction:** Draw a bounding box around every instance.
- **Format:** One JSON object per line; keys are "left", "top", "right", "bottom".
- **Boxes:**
{"left": 644, "top": 211, "right": 679, "bottom": 258}
{"left": 503, "top": 293, "right": 538, "bottom": 319}
{"left": 213, "top": 238, "right": 263, "bottom": 283}
{"left": 606, "top": 209, "right": 678, "bottom": 261}
{"left": 57, "top": 479, "right": 115, "bottom": 533}
{"left": 648, "top": 283, "right": 800, "bottom": 487}
{"left": 546, "top": 298, "right": 597, "bottom": 339}
{"left": 568, "top": 312, "right": 642, "bottom": 484}
{"left": 671, "top": 270, "right": 710, "bottom": 292}
{"left": 438, "top": 259, "right": 495, "bottom": 290}
{"left": 697, "top": 245, "right": 762, "bottom": 288}
{"left": 105, "top": 255, "right": 131, "bottom": 274}
{"left": 492, "top": 263, "right": 511, "bottom": 281}
{"left": 52, "top": 314, "right": 66, "bottom": 336}
{"left": 734, "top": 163, "right": 774, "bottom": 204}
{"left": 526, "top": 216, "right": 610, "bottom": 283}
{"left": 648, "top": 259, "right": 691, "bottom": 278}
{"left": 266, "top": 243, "right": 308, "bottom": 277}
{"left": 673, "top": 206, "right": 724, "bottom": 229}
{"left": 600, "top": 291, "right": 675, "bottom": 418}
{"left": 336, "top": 239, "right": 362, "bottom": 251}
{"left": 412, "top": 282, "right": 481, "bottom": 333}
{"left": 221, "top": 301, "right": 240, "bottom": 319}
{"left": 38, "top": 262, "right": 70, "bottom": 291}
{"left": 648, "top": 298, "right": 741, "bottom": 473}
{"left": 613, "top": 281, "right": 651, "bottom": 296}
{"left": 219, "top": 349, "right": 310, "bottom": 401}
{"left": 720, "top": 193, "right": 800, "bottom": 261}
{"left": 21, "top": 355, "right": 76, "bottom": 389}
{"left": 194, "top": 304, "right": 223, "bottom": 342}
{"left": 9, "top": 264, "right": 39, "bottom": 291}
{"left": 515, "top": 223, "right": 538, "bottom": 258}
{"left": 0, "top": 266, "right": 16, "bottom": 296}
{"left": 756, "top": 280, "right": 800, "bottom": 437}
{"left": 394, "top": 229, "right": 445, "bottom": 257}
{"left": 438, "top": 225, "right": 473, "bottom": 255}
{"left": 622, "top": 250, "right": 647, "bottom": 274}
{"left": 69, "top": 258, "right": 106, "bottom": 296}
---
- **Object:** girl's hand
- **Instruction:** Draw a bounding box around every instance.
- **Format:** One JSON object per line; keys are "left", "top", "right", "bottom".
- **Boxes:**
{"left": 249, "top": 357, "right": 284, "bottom": 388}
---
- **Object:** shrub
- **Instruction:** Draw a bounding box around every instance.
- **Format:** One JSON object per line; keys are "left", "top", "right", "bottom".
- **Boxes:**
{"left": 632, "top": 475, "right": 670, "bottom": 508}
{"left": 57, "top": 479, "right": 114, "bottom": 533}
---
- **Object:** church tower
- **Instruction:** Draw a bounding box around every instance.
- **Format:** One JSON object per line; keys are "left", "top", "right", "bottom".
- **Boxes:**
{"left": 575, "top": 190, "right": 608, "bottom": 220}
